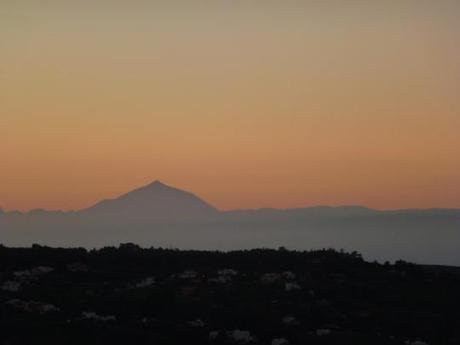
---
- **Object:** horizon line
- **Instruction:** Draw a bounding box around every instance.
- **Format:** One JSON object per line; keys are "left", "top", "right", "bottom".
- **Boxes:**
{"left": 1, "top": 180, "right": 459, "bottom": 214}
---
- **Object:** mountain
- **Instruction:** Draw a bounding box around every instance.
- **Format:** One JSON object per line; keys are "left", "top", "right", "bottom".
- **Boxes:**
{"left": 1, "top": 181, "right": 460, "bottom": 266}
{"left": 79, "top": 180, "right": 218, "bottom": 222}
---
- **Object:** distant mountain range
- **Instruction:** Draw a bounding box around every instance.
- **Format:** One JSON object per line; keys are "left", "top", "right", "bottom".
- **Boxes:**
{"left": 80, "top": 181, "right": 219, "bottom": 221}
{"left": 1, "top": 181, "right": 459, "bottom": 265}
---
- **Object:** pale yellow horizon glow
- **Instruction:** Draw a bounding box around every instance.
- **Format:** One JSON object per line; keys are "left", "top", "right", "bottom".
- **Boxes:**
{"left": 1, "top": 1, "right": 460, "bottom": 212}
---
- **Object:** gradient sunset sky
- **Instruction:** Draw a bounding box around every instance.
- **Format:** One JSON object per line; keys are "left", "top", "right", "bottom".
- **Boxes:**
{"left": 1, "top": 1, "right": 459, "bottom": 212}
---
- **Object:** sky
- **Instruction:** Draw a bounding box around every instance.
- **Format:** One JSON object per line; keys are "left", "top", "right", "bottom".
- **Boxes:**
{"left": 1, "top": 1, "right": 460, "bottom": 212}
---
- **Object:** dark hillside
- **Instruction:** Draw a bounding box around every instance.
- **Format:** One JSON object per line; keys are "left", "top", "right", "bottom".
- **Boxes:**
{"left": 0, "top": 245, "right": 459, "bottom": 345}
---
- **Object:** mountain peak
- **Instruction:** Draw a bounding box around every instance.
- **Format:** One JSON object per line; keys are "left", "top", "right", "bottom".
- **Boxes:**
{"left": 135, "top": 180, "right": 183, "bottom": 194}
{"left": 148, "top": 180, "right": 167, "bottom": 187}
{"left": 140, "top": 180, "right": 171, "bottom": 191}
{"left": 81, "top": 180, "right": 218, "bottom": 220}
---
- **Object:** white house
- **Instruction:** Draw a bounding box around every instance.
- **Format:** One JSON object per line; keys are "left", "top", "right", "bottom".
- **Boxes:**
{"left": 271, "top": 338, "right": 289, "bottom": 345}
{"left": 226, "top": 329, "right": 254, "bottom": 343}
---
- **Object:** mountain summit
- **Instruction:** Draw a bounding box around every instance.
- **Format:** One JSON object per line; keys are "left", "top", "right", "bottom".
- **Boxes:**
{"left": 80, "top": 180, "right": 218, "bottom": 221}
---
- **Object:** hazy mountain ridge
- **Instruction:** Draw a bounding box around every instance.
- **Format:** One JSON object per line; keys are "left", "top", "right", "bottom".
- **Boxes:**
{"left": 1, "top": 180, "right": 459, "bottom": 227}
{"left": 78, "top": 181, "right": 219, "bottom": 222}
{"left": 2, "top": 181, "right": 459, "bottom": 218}
{"left": 1, "top": 181, "right": 459, "bottom": 265}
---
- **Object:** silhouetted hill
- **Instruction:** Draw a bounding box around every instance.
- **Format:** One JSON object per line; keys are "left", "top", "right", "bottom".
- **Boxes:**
{"left": 1, "top": 245, "right": 459, "bottom": 345}
{"left": 79, "top": 181, "right": 219, "bottom": 222}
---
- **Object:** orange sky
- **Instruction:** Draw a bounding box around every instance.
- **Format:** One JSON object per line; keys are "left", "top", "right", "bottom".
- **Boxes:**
{"left": 1, "top": 1, "right": 460, "bottom": 211}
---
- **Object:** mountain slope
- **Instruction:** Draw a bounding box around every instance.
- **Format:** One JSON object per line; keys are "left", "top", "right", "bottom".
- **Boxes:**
{"left": 79, "top": 181, "right": 219, "bottom": 221}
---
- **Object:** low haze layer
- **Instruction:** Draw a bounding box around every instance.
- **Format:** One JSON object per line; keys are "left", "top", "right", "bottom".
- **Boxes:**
{"left": 1, "top": 181, "right": 459, "bottom": 265}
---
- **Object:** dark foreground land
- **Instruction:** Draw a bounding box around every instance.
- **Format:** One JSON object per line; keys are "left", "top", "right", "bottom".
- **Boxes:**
{"left": 0, "top": 245, "right": 459, "bottom": 345}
